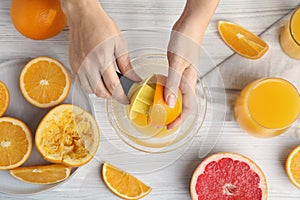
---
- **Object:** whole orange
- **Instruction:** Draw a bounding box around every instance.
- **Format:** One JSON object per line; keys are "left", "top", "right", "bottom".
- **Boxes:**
{"left": 10, "top": 0, "right": 66, "bottom": 40}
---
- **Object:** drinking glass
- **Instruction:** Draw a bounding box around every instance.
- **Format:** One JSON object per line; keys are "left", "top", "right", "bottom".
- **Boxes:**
{"left": 280, "top": 7, "right": 300, "bottom": 59}
{"left": 234, "top": 78, "right": 300, "bottom": 138}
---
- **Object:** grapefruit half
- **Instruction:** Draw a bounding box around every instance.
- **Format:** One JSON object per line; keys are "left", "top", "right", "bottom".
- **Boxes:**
{"left": 190, "top": 152, "right": 268, "bottom": 200}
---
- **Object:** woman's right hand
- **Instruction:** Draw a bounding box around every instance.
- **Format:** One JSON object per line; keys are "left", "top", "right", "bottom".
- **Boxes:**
{"left": 165, "top": 0, "right": 220, "bottom": 129}
{"left": 61, "top": 0, "right": 139, "bottom": 104}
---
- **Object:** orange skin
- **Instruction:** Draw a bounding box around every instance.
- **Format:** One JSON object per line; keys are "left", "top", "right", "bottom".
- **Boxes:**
{"left": 10, "top": 0, "right": 66, "bottom": 40}
{"left": 0, "top": 81, "right": 10, "bottom": 117}
{"left": 286, "top": 146, "right": 300, "bottom": 189}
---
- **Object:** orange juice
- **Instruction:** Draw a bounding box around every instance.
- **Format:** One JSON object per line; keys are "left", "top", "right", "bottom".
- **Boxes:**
{"left": 234, "top": 78, "right": 300, "bottom": 138}
{"left": 280, "top": 7, "right": 300, "bottom": 59}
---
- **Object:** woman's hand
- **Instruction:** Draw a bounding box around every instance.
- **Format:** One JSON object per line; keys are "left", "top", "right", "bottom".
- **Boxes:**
{"left": 61, "top": 0, "right": 139, "bottom": 104}
{"left": 165, "top": 0, "right": 219, "bottom": 129}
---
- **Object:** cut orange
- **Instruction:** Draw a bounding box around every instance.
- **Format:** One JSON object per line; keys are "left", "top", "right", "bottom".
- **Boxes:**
{"left": 19, "top": 57, "right": 71, "bottom": 108}
{"left": 102, "top": 162, "right": 152, "bottom": 200}
{"left": 149, "top": 83, "right": 182, "bottom": 127}
{"left": 0, "top": 117, "right": 32, "bottom": 170}
{"left": 0, "top": 81, "right": 10, "bottom": 117}
{"left": 286, "top": 146, "right": 300, "bottom": 189}
{"left": 9, "top": 164, "right": 71, "bottom": 184}
{"left": 218, "top": 21, "right": 269, "bottom": 59}
{"left": 35, "top": 104, "right": 100, "bottom": 167}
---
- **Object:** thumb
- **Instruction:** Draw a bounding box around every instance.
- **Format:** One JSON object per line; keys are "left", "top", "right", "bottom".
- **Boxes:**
{"left": 164, "top": 56, "right": 184, "bottom": 108}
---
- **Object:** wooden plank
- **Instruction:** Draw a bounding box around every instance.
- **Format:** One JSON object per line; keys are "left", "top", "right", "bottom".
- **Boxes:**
{"left": 0, "top": 0, "right": 300, "bottom": 199}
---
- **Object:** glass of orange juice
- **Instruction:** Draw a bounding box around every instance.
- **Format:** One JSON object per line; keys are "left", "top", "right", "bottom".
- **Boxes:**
{"left": 234, "top": 78, "right": 300, "bottom": 138}
{"left": 280, "top": 7, "right": 300, "bottom": 59}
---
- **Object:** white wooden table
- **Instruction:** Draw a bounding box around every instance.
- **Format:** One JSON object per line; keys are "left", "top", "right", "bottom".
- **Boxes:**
{"left": 1, "top": 0, "right": 300, "bottom": 199}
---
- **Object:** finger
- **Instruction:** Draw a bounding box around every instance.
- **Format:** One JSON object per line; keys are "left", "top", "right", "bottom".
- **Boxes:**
{"left": 182, "top": 65, "right": 198, "bottom": 91}
{"left": 167, "top": 116, "right": 182, "bottom": 130}
{"left": 116, "top": 53, "right": 142, "bottom": 82}
{"left": 77, "top": 73, "right": 93, "bottom": 94}
{"left": 166, "top": 83, "right": 193, "bottom": 130}
{"left": 164, "top": 53, "right": 189, "bottom": 108}
{"left": 114, "top": 35, "right": 141, "bottom": 82}
{"left": 94, "top": 76, "right": 112, "bottom": 99}
{"left": 78, "top": 54, "right": 100, "bottom": 90}
{"left": 167, "top": 66, "right": 197, "bottom": 129}
{"left": 102, "top": 63, "right": 129, "bottom": 104}
{"left": 79, "top": 53, "right": 112, "bottom": 99}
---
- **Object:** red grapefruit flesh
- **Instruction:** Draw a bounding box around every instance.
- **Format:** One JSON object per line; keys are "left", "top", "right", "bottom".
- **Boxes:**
{"left": 190, "top": 152, "right": 268, "bottom": 200}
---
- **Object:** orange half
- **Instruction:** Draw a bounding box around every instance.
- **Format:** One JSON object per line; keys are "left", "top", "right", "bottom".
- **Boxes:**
{"left": 218, "top": 21, "right": 269, "bottom": 59}
{"left": 286, "top": 146, "right": 300, "bottom": 189}
{"left": 19, "top": 57, "right": 71, "bottom": 108}
{"left": 0, "top": 117, "right": 32, "bottom": 170}
{"left": 35, "top": 104, "right": 100, "bottom": 167}
{"left": 0, "top": 81, "right": 10, "bottom": 117}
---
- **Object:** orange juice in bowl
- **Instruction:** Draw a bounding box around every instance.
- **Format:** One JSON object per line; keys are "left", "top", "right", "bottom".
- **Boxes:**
{"left": 280, "top": 7, "right": 300, "bottom": 59}
{"left": 234, "top": 78, "right": 300, "bottom": 138}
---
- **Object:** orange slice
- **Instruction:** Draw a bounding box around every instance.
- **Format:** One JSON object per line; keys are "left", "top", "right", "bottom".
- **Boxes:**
{"left": 102, "top": 162, "right": 152, "bottom": 200}
{"left": 286, "top": 145, "right": 300, "bottom": 189}
{"left": 35, "top": 104, "right": 100, "bottom": 167}
{"left": 19, "top": 56, "right": 71, "bottom": 108}
{"left": 149, "top": 83, "right": 182, "bottom": 127}
{"left": 218, "top": 21, "right": 269, "bottom": 59}
{"left": 0, "top": 81, "right": 10, "bottom": 117}
{"left": 0, "top": 117, "right": 32, "bottom": 170}
{"left": 9, "top": 164, "right": 71, "bottom": 184}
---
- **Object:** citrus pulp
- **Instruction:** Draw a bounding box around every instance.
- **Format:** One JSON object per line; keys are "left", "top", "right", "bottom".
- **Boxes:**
{"left": 0, "top": 117, "right": 32, "bottom": 170}
{"left": 0, "top": 81, "right": 9, "bottom": 117}
{"left": 286, "top": 145, "right": 300, "bottom": 189}
{"left": 10, "top": 164, "right": 71, "bottom": 184}
{"left": 102, "top": 162, "right": 152, "bottom": 199}
{"left": 218, "top": 21, "right": 269, "bottom": 59}
{"left": 190, "top": 152, "right": 268, "bottom": 200}
{"left": 19, "top": 57, "right": 71, "bottom": 108}
{"left": 35, "top": 104, "right": 100, "bottom": 167}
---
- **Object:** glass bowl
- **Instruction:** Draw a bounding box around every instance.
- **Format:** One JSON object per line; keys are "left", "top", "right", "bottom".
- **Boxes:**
{"left": 107, "top": 53, "right": 207, "bottom": 153}
{"left": 93, "top": 28, "right": 226, "bottom": 173}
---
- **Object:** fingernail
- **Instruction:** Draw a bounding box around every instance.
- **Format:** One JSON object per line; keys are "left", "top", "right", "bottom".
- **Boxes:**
{"left": 167, "top": 94, "right": 177, "bottom": 108}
